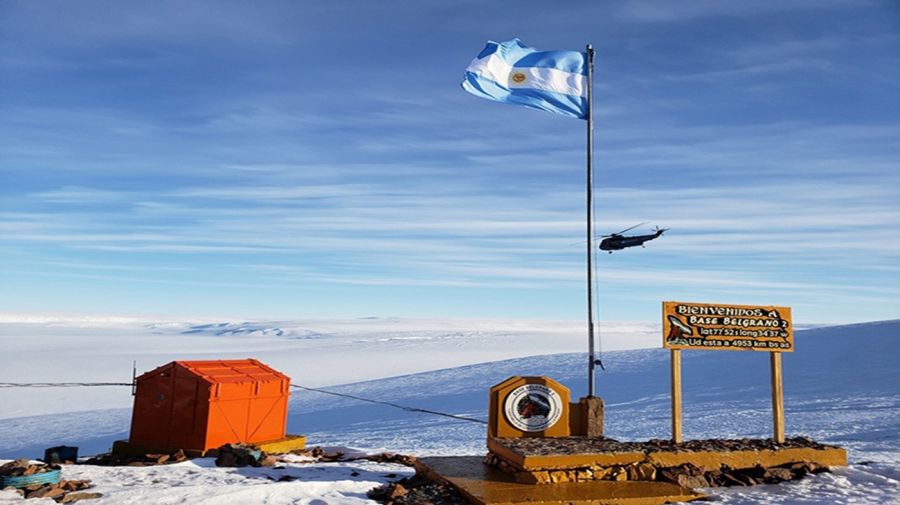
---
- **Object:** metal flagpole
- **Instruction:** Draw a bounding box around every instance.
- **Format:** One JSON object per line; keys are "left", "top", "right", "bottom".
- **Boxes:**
{"left": 586, "top": 44, "right": 597, "bottom": 397}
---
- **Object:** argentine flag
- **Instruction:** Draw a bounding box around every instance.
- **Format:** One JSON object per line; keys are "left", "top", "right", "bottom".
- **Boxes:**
{"left": 462, "top": 39, "right": 588, "bottom": 120}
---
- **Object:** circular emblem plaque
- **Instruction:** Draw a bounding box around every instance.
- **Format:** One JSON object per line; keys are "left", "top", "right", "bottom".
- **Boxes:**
{"left": 503, "top": 384, "right": 563, "bottom": 432}
{"left": 511, "top": 72, "right": 527, "bottom": 84}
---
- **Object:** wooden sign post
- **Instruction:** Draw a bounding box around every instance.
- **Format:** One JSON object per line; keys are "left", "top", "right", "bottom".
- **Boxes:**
{"left": 663, "top": 301, "right": 793, "bottom": 443}
{"left": 771, "top": 352, "right": 785, "bottom": 443}
{"left": 670, "top": 349, "right": 683, "bottom": 443}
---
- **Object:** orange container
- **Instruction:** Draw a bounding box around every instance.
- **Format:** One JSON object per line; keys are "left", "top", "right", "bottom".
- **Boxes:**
{"left": 129, "top": 359, "right": 290, "bottom": 452}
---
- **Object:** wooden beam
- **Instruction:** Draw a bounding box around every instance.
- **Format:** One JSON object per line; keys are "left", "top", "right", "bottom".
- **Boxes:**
{"left": 770, "top": 351, "right": 785, "bottom": 443}
{"left": 671, "top": 349, "right": 682, "bottom": 443}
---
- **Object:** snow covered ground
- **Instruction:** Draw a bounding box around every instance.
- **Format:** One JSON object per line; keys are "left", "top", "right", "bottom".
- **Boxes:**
{"left": 1, "top": 317, "right": 898, "bottom": 503}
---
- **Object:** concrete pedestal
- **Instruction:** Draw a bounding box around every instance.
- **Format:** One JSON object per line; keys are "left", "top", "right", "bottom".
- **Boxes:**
{"left": 415, "top": 456, "right": 704, "bottom": 505}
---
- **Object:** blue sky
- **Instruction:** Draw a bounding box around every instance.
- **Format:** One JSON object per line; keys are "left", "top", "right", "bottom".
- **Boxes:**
{"left": 1, "top": 0, "right": 898, "bottom": 323}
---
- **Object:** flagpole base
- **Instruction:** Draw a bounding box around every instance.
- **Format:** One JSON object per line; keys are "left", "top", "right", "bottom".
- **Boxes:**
{"left": 572, "top": 396, "right": 605, "bottom": 438}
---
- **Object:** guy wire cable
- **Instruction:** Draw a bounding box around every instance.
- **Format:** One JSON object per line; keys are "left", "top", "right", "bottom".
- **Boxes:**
{"left": 290, "top": 384, "right": 487, "bottom": 424}
{"left": 0, "top": 381, "right": 488, "bottom": 425}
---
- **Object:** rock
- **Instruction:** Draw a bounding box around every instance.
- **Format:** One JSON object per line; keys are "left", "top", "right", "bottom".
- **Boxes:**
{"left": 73, "top": 480, "right": 92, "bottom": 491}
{"left": 767, "top": 467, "right": 795, "bottom": 482}
{"left": 656, "top": 463, "right": 711, "bottom": 488}
{"left": 676, "top": 473, "right": 709, "bottom": 489}
{"left": 26, "top": 485, "right": 65, "bottom": 499}
{"left": 366, "top": 484, "right": 390, "bottom": 500}
{"left": 61, "top": 492, "right": 103, "bottom": 503}
{"left": 147, "top": 454, "right": 169, "bottom": 464}
{"left": 787, "top": 462, "right": 809, "bottom": 477}
{"left": 730, "top": 471, "right": 759, "bottom": 486}
{"left": 703, "top": 470, "right": 724, "bottom": 487}
{"left": 217, "top": 452, "right": 237, "bottom": 467}
{"left": 808, "top": 462, "right": 828, "bottom": 474}
{"left": 682, "top": 463, "right": 705, "bottom": 476}
{"left": 718, "top": 472, "right": 749, "bottom": 486}
{"left": 534, "top": 471, "right": 551, "bottom": 484}
{"left": 294, "top": 446, "right": 343, "bottom": 462}
{"left": 575, "top": 469, "right": 593, "bottom": 481}
{"left": 388, "top": 483, "right": 407, "bottom": 499}
{"left": 215, "top": 444, "right": 268, "bottom": 468}
{"left": 368, "top": 474, "right": 467, "bottom": 505}
{"left": 746, "top": 464, "right": 768, "bottom": 479}
{"left": 590, "top": 466, "right": 612, "bottom": 480}
{"left": 627, "top": 463, "right": 656, "bottom": 481}
{"left": 550, "top": 471, "right": 572, "bottom": 483}
{"left": 729, "top": 464, "right": 767, "bottom": 486}
{"left": 44, "top": 486, "right": 68, "bottom": 500}
{"left": 61, "top": 480, "right": 91, "bottom": 491}
{"left": 658, "top": 464, "right": 695, "bottom": 483}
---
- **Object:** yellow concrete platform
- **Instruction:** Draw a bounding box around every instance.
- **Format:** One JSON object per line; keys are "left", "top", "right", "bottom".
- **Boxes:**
{"left": 488, "top": 437, "right": 847, "bottom": 473}
{"left": 258, "top": 434, "right": 307, "bottom": 454}
{"left": 416, "top": 456, "right": 705, "bottom": 505}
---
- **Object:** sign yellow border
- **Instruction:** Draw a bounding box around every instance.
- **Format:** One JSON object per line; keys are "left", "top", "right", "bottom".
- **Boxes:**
{"left": 662, "top": 301, "right": 793, "bottom": 352}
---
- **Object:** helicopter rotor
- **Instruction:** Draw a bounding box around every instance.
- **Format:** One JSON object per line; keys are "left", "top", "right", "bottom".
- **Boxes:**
{"left": 602, "top": 221, "right": 648, "bottom": 238}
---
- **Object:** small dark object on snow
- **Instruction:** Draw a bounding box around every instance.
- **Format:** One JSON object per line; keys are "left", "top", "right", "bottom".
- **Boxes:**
{"left": 368, "top": 473, "right": 468, "bottom": 505}
{"left": 61, "top": 492, "right": 103, "bottom": 503}
{"left": 215, "top": 444, "right": 268, "bottom": 468}
{"left": 81, "top": 448, "right": 187, "bottom": 467}
{"left": 44, "top": 447, "right": 79, "bottom": 465}
{"left": 290, "top": 446, "right": 344, "bottom": 462}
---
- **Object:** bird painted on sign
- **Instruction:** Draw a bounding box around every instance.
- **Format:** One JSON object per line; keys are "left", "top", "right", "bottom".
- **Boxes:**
{"left": 599, "top": 223, "right": 668, "bottom": 253}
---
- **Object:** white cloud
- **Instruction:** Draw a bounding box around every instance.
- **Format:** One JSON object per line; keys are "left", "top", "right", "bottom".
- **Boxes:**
{"left": 615, "top": 0, "right": 866, "bottom": 23}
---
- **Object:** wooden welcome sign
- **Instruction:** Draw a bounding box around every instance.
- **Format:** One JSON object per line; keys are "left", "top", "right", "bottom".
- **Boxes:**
{"left": 663, "top": 301, "right": 793, "bottom": 352}
{"left": 663, "top": 301, "right": 793, "bottom": 444}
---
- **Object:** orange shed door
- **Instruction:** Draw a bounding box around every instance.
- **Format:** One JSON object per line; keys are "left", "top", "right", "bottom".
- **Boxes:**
{"left": 167, "top": 371, "right": 210, "bottom": 450}
{"left": 129, "top": 367, "right": 175, "bottom": 448}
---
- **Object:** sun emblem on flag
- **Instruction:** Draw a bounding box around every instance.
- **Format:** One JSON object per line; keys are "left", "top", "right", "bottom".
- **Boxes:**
{"left": 511, "top": 72, "right": 527, "bottom": 84}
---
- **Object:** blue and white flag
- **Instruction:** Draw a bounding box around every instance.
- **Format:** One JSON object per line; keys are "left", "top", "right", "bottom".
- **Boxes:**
{"left": 462, "top": 39, "right": 588, "bottom": 119}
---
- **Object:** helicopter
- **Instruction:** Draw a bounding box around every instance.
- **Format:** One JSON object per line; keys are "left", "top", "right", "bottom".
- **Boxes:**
{"left": 599, "top": 222, "right": 668, "bottom": 253}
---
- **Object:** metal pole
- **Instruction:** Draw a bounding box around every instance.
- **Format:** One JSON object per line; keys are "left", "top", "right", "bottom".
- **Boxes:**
{"left": 586, "top": 44, "right": 596, "bottom": 397}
